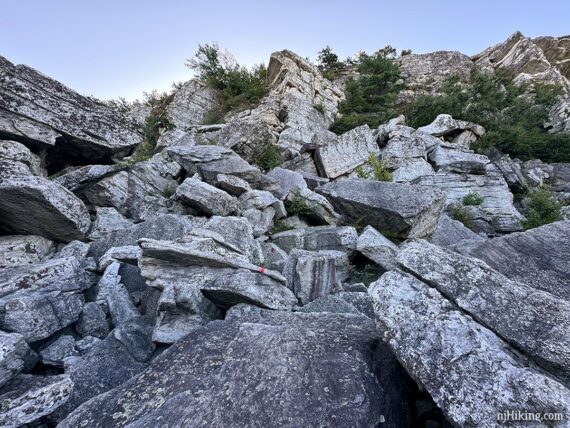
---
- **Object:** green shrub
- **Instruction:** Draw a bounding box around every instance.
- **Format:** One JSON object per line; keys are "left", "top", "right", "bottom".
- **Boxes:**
{"left": 330, "top": 48, "right": 402, "bottom": 134}
{"left": 129, "top": 111, "right": 174, "bottom": 163}
{"left": 369, "top": 155, "right": 392, "bottom": 182}
{"left": 450, "top": 203, "right": 473, "bottom": 229}
{"left": 462, "top": 192, "right": 484, "bottom": 206}
{"left": 354, "top": 165, "right": 371, "bottom": 179}
{"left": 314, "top": 103, "right": 325, "bottom": 114}
{"left": 404, "top": 70, "right": 570, "bottom": 163}
{"left": 270, "top": 220, "right": 294, "bottom": 235}
{"left": 287, "top": 189, "right": 318, "bottom": 218}
{"left": 522, "top": 187, "right": 563, "bottom": 230}
{"left": 187, "top": 44, "right": 268, "bottom": 117}
{"left": 254, "top": 144, "right": 282, "bottom": 171}
{"left": 316, "top": 46, "right": 345, "bottom": 81}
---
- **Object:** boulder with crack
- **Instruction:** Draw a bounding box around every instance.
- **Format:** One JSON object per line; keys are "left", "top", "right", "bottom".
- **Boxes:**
{"left": 0, "top": 54, "right": 142, "bottom": 170}
{"left": 369, "top": 269, "right": 570, "bottom": 428}
{"left": 0, "top": 176, "right": 91, "bottom": 242}
{"left": 397, "top": 239, "right": 570, "bottom": 383}
{"left": 59, "top": 311, "right": 412, "bottom": 428}
{"left": 317, "top": 179, "right": 445, "bottom": 238}
{"left": 176, "top": 177, "right": 238, "bottom": 216}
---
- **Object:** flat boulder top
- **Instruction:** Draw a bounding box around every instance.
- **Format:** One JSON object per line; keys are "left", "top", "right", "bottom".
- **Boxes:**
{"left": 0, "top": 54, "right": 141, "bottom": 161}
{"left": 317, "top": 179, "right": 444, "bottom": 217}
{"left": 60, "top": 311, "right": 412, "bottom": 428}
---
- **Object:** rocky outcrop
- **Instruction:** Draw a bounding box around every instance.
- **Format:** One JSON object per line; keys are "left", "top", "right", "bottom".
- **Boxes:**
{"left": 534, "top": 35, "right": 570, "bottom": 80}
{"left": 317, "top": 179, "right": 445, "bottom": 238}
{"left": 0, "top": 140, "right": 44, "bottom": 177}
{"left": 0, "top": 55, "right": 142, "bottom": 171}
{"left": 464, "top": 220, "right": 570, "bottom": 301}
{"left": 0, "top": 331, "right": 35, "bottom": 388}
{"left": 60, "top": 312, "right": 412, "bottom": 428}
{"left": 369, "top": 270, "right": 570, "bottom": 428}
{"left": 163, "top": 80, "right": 220, "bottom": 130}
{"left": 0, "top": 176, "right": 91, "bottom": 242}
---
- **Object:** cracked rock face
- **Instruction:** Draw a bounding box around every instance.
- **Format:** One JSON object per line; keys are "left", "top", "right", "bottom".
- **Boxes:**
{"left": 59, "top": 312, "right": 413, "bottom": 428}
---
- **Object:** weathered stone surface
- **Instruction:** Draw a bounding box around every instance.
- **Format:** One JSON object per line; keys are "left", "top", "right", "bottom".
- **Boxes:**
{"left": 417, "top": 114, "right": 485, "bottom": 138}
{"left": 465, "top": 220, "right": 570, "bottom": 301}
{"left": 243, "top": 207, "right": 275, "bottom": 237}
{"left": 54, "top": 164, "right": 118, "bottom": 192}
{"left": 88, "top": 214, "right": 201, "bottom": 261}
{"left": 534, "top": 35, "right": 570, "bottom": 80}
{"left": 428, "top": 213, "right": 485, "bottom": 248}
{"left": 391, "top": 158, "right": 435, "bottom": 183}
{"left": 356, "top": 225, "right": 399, "bottom": 270}
{"left": 202, "top": 270, "right": 298, "bottom": 310}
{"left": 284, "top": 249, "right": 337, "bottom": 305}
{"left": 53, "top": 321, "right": 153, "bottom": 420}
{"left": 428, "top": 145, "right": 490, "bottom": 174}
{"left": 0, "top": 331, "right": 35, "bottom": 388}
{"left": 0, "top": 235, "right": 54, "bottom": 268}
{"left": 0, "top": 374, "right": 73, "bottom": 427}
{"left": 38, "top": 335, "right": 78, "bottom": 367}
{"left": 303, "top": 225, "right": 358, "bottom": 254}
{"left": 315, "top": 125, "right": 379, "bottom": 178}
{"left": 317, "top": 179, "right": 445, "bottom": 238}
{"left": 285, "top": 186, "right": 340, "bottom": 225}
{"left": 239, "top": 190, "right": 286, "bottom": 218}
{"left": 164, "top": 79, "right": 220, "bottom": 129}
{"left": 266, "top": 167, "right": 308, "bottom": 199}
{"left": 215, "top": 173, "right": 251, "bottom": 196}
{"left": 260, "top": 242, "right": 288, "bottom": 272}
{"left": 204, "top": 216, "right": 260, "bottom": 262}
{"left": 75, "top": 302, "right": 109, "bottom": 339}
{"left": 88, "top": 207, "right": 133, "bottom": 240}
{"left": 0, "top": 140, "right": 43, "bottom": 177}
{"left": 0, "top": 54, "right": 142, "bottom": 167}
{"left": 369, "top": 269, "right": 570, "bottom": 428}
{"left": 0, "top": 176, "right": 91, "bottom": 242}
{"left": 397, "top": 240, "right": 570, "bottom": 383}
{"left": 412, "top": 170, "right": 522, "bottom": 234}
{"left": 297, "top": 292, "right": 374, "bottom": 319}
{"left": 176, "top": 177, "right": 238, "bottom": 216}
{"left": 60, "top": 311, "right": 412, "bottom": 428}
{"left": 488, "top": 151, "right": 527, "bottom": 193}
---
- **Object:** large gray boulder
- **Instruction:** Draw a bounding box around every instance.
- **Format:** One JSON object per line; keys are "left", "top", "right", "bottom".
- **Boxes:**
{"left": 163, "top": 79, "right": 220, "bottom": 129}
{"left": 0, "top": 176, "right": 91, "bottom": 242}
{"left": 0, "top": 374, "right": 73, "bottom": 427}
{"left": 369, "top": 270, "right": 570, "bottom": 428}
{"left": 175, "top": 177, "right": 238, "bottom": 216}
{"left": 0, "top": 54, "right": 141, "bottom": 168}
{"left": 464, "top": 220, "right": 570, "bottom": 301}
{"left": 316, "top": 179, "right": 445, "bottom": 238}
{"left": 0, "top": 331, "right": 36, "bottom": 388}
{"left": 0, "top": 140, "right": 44, "bottom": 177}
{"left": 60, "top": 311, "right": 412, "bottom": 428}
{"left": 397, "top": 239, "right": 570, "bottom": 383}
{"left": 0, "top": 235, "right": 54, "bottom": 268}
{"left": 356, "top": 225, "right": 399, "bottom": 271}
{"left": 428, "top": 213, "right": 485, "bottom": 248}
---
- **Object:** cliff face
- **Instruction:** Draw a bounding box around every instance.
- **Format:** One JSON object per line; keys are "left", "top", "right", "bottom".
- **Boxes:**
{"left": 0, "top": 34, "right": 569, "bottom": 428}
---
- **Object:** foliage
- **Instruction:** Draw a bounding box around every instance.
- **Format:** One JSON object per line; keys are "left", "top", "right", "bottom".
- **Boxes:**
{"left": 354, "top": 165, "right": 371, "bottom": 179}
{"left": 354, "top": 155, "right": 392, "bottom": 181}
{"left": 270, "top": 220, "right": 294, "bottom": 235}
{"left": 330, "top": 48, "right": 403, "bottom": 134}
{"left": 254, "top": 144, "right": 282, "bottom": 171}
{"left": 187, "top": 43, "right": 268, "bottom": 119}
{"left": 287, "top": 189, "right": 318, "bottom": 218}
{"left": 317, "top": 46, "right": 345, "bottom": 80}
{"left": 462, "top": 192, "right": 484, "bottom": 206}
{"left": 130, "top": 112, "right": 174, "bottom": 163}
{"left": 522, "top": 187, "right": 563, "bottom": 230}
{"left": 313, "top": 103, "right": 325, "bottom": 114}
{"left": 450, "top": 203, "right": 473, "bottom": 230}
{"left": 404, "top": 70, "right": 570, "bottom": 163}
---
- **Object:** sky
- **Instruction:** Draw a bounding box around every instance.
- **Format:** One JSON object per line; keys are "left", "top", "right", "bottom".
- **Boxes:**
{"left": 1, "top": 0, "right": 569, "bottom": 101}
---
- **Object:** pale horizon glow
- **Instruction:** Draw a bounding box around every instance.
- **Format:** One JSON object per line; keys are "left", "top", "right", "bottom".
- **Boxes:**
{"left": 1, "top": 0, "right": 569, "bottom": 101}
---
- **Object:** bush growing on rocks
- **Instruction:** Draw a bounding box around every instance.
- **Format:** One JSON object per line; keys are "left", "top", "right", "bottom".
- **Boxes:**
{"left": 254, "top": 144, "right": 282, "bottom": 171}
{"left": 462, "top": 192, "right": 484, "bottom": 206}
{"left": 355, "top": 155, "right": 392, "bottom": 182}
{"left": 522, "top": 187, "right": 563, "bottom": 229}
{"left": 404, "top": 70, "right": 570, "bottom": 162}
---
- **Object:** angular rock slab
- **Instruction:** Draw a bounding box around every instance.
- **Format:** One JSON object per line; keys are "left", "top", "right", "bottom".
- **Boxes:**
{"left": 369, "top": 270, "right": 570, "bottom": 428}
{"left": 0, "top": 140, "right": 44, "bottom": 177}
{"left": 0, "top": 176, "right": 90, "bottom": 242}
{"left": 465, "top": 220, "right": 570, "bottom": 301}
{"left": 60, "top": 311, "right": 412, "bottom": 427}
{"left": 0, "top": 374, "right": 73, "bottom": 427}
{"left": 397, "top": 239, "right": 570, "bottom": 383}
{"left": 317, "top": 179, "right": 445, "bottom": 238}
{"left": 0, "top": 235, "right": 54, "bottom": 268}
{"left": 356, "top": 225, "right": 399, "bottom": 271}
{"left": 176, "top": 177, "right": 238, "bottom": 216}
{"left": 284, "top": 249, "right": 337, "bottom": 305}
{"left": 0, "top": 331, "right": 35, "bottom": 388}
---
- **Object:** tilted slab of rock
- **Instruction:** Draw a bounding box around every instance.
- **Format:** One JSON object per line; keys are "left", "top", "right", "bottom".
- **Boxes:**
{"left": 0, "top": 235, "right": 54, "bottom": 268}
{"left": 266, "top": 167, "right": 308, "bottom": 199}
{"left": 175, "top": 177, "right": 238, "bottom": 216}
{"left": 412, "top": 170, "right": 522, "bottom": 233}
{"left": 397, "top": 240, "right": 570, "bottom": 383}
{"left": 297, "top": 292, "right": 375, "bottom": 319}
{"left": 315, "top": 125, "right": 379, "bottom": 178}
{"left": 285, "top": 186, "right": 340, "bottom": 225}
{"left": 38, "top": 335, "right": 78, "bottom": 367}
{"left": 428, "top": 213, "right": 485, "bottom": 248}
{"left": 54, "top": 164, "right": 119, "bottom": 192}
{"left": 417, "top": 114, "right": 485, "bottom": 138}
{"left": 60, "top": 311, "right": 412, "bottom": 428}
{"left": 0, "top": 176, "right": 91, "bottom": 242}
{"left": 270, "top": 225, "right": 358, "bottom": 255}
{"left": 428, "top": 145, "right": 490, "bottom": 174}
{"left": 88, "top": 207, "right": 133, "bottom": 240}
{"left": 464, "top": 220, "right": 570, "bottom": 301}
{"left": 356, "top": 225, "right": 399, "bottom": 271}
{"left": 317, "top": 179, "right": 445, "bottom": 238}
{"left": 0, "top": 331, "right": 36, "bottom": 388}
{"left": 163, "top": 79, "right": 220, "bottom": 129}
{"left": 0, "top": 54, "right": 141, "bottom": 165}
{"left": 369, "top": 269, "right": 570, "bottom": 428}
{"left": 202, "top": 270, "right": 298, "bottom": 310}
{"left": 0, "top": 140, "right": 44, "bottom": 177}
{"left": 0, "top": 374, "right": 73, "bottom": 427}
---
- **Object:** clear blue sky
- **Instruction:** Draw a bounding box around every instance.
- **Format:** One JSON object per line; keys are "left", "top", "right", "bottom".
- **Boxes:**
{"left": 2, "top": 0, "right": 568, "bottom": 100}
